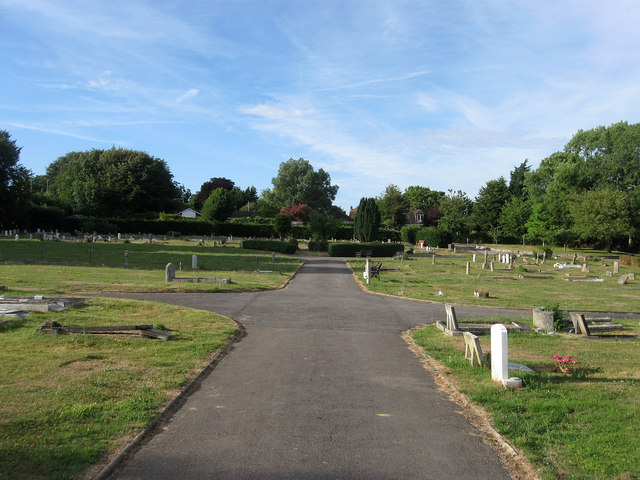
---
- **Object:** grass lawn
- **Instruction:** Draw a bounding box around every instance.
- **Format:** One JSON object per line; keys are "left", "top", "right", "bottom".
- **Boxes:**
{"left": 0, "top": 239, "right": 303, "bottom": 294}
{"left": 412, "top": 320, "right": 640, "bottom": 480}
{"left": 0, "top": 297, "right": 238, "bottom": 479}
{"left": 349, "top": 249, "right": 640, "bottom": 312}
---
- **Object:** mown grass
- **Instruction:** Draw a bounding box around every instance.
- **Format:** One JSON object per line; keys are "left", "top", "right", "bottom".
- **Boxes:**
{"left": 350, "top": 250, "right": 640, "bottom": 312}
{"left": 413, "top": 320, "right": 640, "bottom": 480}
{"left": 0, "top": 239, "right": 303, "bottom": 294}
{"left": 0, "top": 297, "right": 238, "bottom": 479}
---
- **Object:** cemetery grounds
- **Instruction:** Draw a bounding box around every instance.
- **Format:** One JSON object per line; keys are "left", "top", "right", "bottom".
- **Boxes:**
{"left": 0, "top": 238, "right": 302, "bottom": 479}
{"left": 350, "top": 249, "right": 640, "bottom": 480}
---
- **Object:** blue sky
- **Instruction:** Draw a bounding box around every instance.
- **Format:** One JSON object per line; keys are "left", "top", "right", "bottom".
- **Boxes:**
{"left": 2, "top": 1, "right": 640, "bottom": 212}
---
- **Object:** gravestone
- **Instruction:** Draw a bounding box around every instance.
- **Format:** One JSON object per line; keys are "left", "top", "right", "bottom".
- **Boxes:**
{"left": 192, "top": 255, "right": 198, "bottom": 270}
{"left": 165, "top": 263, "right": 176, "bottom": 282}
{"left": 472, "top": 254, "right": 476, "bottom": 262}
{"left": 490, "top": 262, "right": 494, "bottom": 272}
{"left": 491, "top": 324, "right": 509, "bottom": 383}
{"left": 533, "top": 307, "right": 555, "bottom": 331}
{"left": 444, "top": 304, "right": 459, "bottom": 331}
{"left": 432, "top": 255, "right": 436, "bottom": 265}
{"left": 618, "top": 274, "right": 628, "bottom": 285}
{"left": 613, "top": 261, "right": 620, "bottom": 274}
{"left": 570, "top": 313, "right": 591, "bottom": 336}
{"left": 466, "top": 262, "right": 470, "bottom": 275}
{"left": 124, "top": 250, "right": 129, "bottom": 268}
{"left": 464, "top": 332, "right": 483, "bottom": 367}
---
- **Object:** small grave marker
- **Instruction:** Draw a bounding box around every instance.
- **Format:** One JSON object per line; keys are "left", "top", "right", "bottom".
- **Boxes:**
{"left": 165, "top": 263, "right": 176, "bottom": 282}
{"left": 192, "top": 254, "right": 198, "bottom": 270}
{"left": 491, "top": 324, "right": 509, "bottom": 383}
{"left": 464, "top": 332, "right": 484, "bottom": 367}
{"left": 613, "top": 261, "right": 620, "bottom": 274}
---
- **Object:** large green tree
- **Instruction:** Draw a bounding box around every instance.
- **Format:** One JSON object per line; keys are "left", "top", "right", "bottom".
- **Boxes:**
{"left": 201, "top": 188, "right": 236, "bottom": 222}
{"left": 193, "top": 178, "right": 235, "bottom": 210}
{"left": 471, "top": 177, "right": 509, "bottom": 241}
{"left": 569, "top": 189, "right": 633, "bottom": 252}
{"left": 46, "top": 148, "right": 180, "bottom": 216}
{"left": 263, "top": 158, "right": 338, "bottom": 211}
{"left": 498, "top": 197, "right": 532, "bottom": 244}
{"left": 403, "top": 185, "right": 445, "bottom": 212}
{"left": 354, "top": 197, "right": 380, "bottom": 242}
{"left": 0, "top": 131, "right": 32, "bottom": 227}
{"left": 437, "top": 190, "right": 472, "bottom": 240}
{"left": 378, "top": 184, "right": 407, "bottom": 228}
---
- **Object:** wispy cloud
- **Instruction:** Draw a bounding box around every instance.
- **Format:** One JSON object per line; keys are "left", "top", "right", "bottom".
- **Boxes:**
{"left": 176, "top": 89, "right": 199, "bottom": 103}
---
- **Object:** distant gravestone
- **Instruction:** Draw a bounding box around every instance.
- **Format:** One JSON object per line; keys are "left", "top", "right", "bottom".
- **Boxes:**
{"left": 165, "top": 263, "right": 175, "bottom": 282}
{"left": 124, "top": 250, "right": 129, "bottom": 268}
{"left": 466, "top": 262, "right": 470, "bottom": 275}
{"left": 192, "top": 255, "right": 198, "bottom": 269}
{"left": 613, "top": 261, "right": 620, "bottom": 274}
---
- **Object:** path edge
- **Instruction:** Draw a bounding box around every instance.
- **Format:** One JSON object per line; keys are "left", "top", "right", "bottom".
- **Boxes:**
{"left": 90, "top": 321, "right": 245, "bottom": 480}
{"left": 402, "top": 326, "right": 542, "bottom": 480}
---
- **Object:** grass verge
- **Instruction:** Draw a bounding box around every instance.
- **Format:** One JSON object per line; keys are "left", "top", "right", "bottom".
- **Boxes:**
{"left": 0, "top": 239, "right": 303, "bottom": 294}
{"left": 412, "top": 320, "right": 640, "bottom": 480}
{"left": 0, "top": 297, "right": 238, "bottom": 479}
{"left": 349, "top": 252, "right": 640, "bottom": 312}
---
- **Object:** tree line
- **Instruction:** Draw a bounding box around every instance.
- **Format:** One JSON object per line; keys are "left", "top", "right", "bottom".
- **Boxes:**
{"left": 1, "top": 121, "right": 639, "bottom": 252}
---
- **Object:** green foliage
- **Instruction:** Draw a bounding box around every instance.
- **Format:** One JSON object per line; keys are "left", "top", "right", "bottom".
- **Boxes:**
{"left": 378, "top": 184, "right": 407, "bottom": 228}
{"left": 377, "top": 229, "right": 402, "bottom": 242}
{"left": 192, "top": 177, "right": 234, "bottom": 210}
{"left": 415, "top": 227, "right": 445, "bottom": 247}
{"left": 401, "top": 225, "right": 421, "bottom": 244}
{"left": 241, "top": 239, "right": 298, "bottom": 254}
{"left": 354, "top": 197, "right": 380, "bottom": 242}
{"left": 0, "top": 130, "right": 32, "bottom": 227}
{"left": 201, "top": 188, "right": 236, "bottom": 222}
{"left": 264, "top": 158, "right": 338, "bottom": 211}
{"left": 437, "top": 190, "right": 472, "bottom": 239}
{"left": 44, "top": 147, "right": 180, "bottom": 216}
{"left": 568, "top": 189, "right": 632, "bottom": 252}
{"left": 307, "top": 240, "right": 328, "bottom": 252}
{"left": 327, "top": 242, "right": 404, "bottom": 257}
{"left": 498, "top": 197, "right": 532, "bottom": 242}
{"left": 471, "top": 177, "right": 509, "bottom": 235}
{"left": 273, "top": 213, "right": 292, "bottom": 240}
{"left": 309, "top": 211, "right": 338, "bottom": 242}
{"left": 404, "top": 185, "right": 445, "bottom": 212}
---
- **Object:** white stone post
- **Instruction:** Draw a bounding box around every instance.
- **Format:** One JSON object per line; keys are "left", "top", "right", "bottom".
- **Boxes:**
{"left": 491, "top": 324, "right": 509, "bottom": 384}
{"left": 365, "top": 258, "right": 371, "bottom": 285}
{"left": 466, "top": 261, "right": 470, "bottom": 275}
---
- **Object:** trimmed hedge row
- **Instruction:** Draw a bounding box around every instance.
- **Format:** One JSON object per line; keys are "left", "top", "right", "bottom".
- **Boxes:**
{"left": 327, "top": 242, "right": 405, "bottom": 257}
{"left": 241, "top": 239, "right": 298, "bottom": 254}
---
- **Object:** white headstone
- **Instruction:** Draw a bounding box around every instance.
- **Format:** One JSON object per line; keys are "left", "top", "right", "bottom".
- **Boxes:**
{"left": 14, "top": 234, "right": 19, "bottom": 241}
{"left": 472, "top": 254, "right": 477, "bottom": 262}
{"left": 118, "top": 233, "right": 122, "bottom": 241}
{"left": 192, "top": 254, "right": 198, "bottom": 269}
{"left": 491, "top": 324, "right": 509, "bottom": 383}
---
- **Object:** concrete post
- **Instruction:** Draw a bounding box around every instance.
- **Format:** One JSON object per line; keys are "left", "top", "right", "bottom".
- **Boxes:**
{"left": 491, "top": 324, "right": 509, "bottom": 383}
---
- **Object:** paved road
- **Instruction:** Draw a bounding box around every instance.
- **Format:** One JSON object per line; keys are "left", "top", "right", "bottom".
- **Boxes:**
{"left": 107, "top": 258, "right": 525, "bottom": 480}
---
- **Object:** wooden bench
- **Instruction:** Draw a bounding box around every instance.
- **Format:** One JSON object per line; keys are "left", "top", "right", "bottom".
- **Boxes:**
{"left": 370, "top": 262, "right": 382, "bottom": 280}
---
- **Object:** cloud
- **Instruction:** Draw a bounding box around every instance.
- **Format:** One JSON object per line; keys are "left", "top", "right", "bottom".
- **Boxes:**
{"left": 87, "top": 71, "right": 125, "bottom": 92}
{"left": 176, "top": 89, "right": 199, "bottom": 103}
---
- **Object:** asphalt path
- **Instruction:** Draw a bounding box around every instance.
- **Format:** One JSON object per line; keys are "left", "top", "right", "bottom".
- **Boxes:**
{"left": 106, "top": 257, "right": 527, "bottom": 479}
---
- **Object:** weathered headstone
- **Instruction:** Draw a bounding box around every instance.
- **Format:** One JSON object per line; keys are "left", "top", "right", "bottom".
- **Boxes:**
{"left": 466, "top": 262, "right": 470, "bottom": 275}
{"left": 365, "top": 258, "right": 371, "bottom": 285}
{"left": 118, "top": 233, "right": 122, "bottom": 241}
{"left": 124, "top": 250, "right": 129, "bottom": 268}
{"left": 444, "top": 304, "right": 459, "bottom": 331}
{"left": 618, "top": 274, "right": 628, "bottom": 285}
{"left": 472, "top": 254, "right": 476, "bottom": 262}
{"left": 271, "top": 252, "right": 275, "bottom": 262}
{"left": 613, "top": 261, "right": 620, "bottom": 274}
{"left": 165, "top": 263, "right": 176, "bottom": 282}
{"left": 491, "top": 324, "right": 509, "bottom": 383}
{"left": 533, "top": 307, "right": 554, "bottom": 331}
{"left": 432, "top": 254, "right": 436, "bottom": 265}
{"left": 464, "top": 332, "right": 483, "bottom": 367}
{"left": 192, "top": 254, "right": 198, "bottom": 270}
{"left": 490, "top": 262, "right": 494, "bottom": 272}
{"left": 14, "top": 234, "right": 19, "bottom": 241}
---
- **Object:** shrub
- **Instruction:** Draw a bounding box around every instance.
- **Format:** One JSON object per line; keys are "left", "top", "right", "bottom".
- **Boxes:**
{"left": 401, "top": 226, "right": 421, "bottom": 244}
{"left": 327, "top": 242, "right": 404, "bottom": 257}
{"left": 241, "top": 239, "right": 298, "bottom": 254}
{"left": 415, "top": 227, "right": 445, "bottom": 247}
{"left": 378, "top": 229, "right": 401, "bottom": 242}
{"left": 273, "top": 214, "right": 292, "bottom": 240}
{"left": 308, "top": 240, "right": 328, "bottom": 252}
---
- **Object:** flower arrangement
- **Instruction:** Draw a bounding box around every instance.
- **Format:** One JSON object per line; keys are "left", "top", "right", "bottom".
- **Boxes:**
{"left": 553, "top": 354, "right": 578, "bottom": 373}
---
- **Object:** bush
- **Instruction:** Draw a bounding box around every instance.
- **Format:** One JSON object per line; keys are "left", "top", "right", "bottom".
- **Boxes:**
{"left": 415, "top": 227, "right": 446, "bottom": 247}
{"left": 308, "top": 240, "right": 328, "bottom": 252}
{"left": 378, "top": 229, "right": 401, "bottom": 242}
{"left": 327, "top": 242, "right": 404, "bottom": 257}
{"left": 401, "top": 226, "right": 421, "bottom": 244}
{"left": 241, "top": 239, "right": 298, "bottom": 254}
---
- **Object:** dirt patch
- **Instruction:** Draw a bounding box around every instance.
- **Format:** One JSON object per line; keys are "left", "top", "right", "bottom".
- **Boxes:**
{"left": 403, "top": 327, "right": 542, "bottom": 480}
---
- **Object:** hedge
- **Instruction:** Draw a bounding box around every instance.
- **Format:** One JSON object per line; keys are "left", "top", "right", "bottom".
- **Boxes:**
{"left": 241, "top": 239, "right": 298, "bottom": 254}
{"left": 327, "top": 242, "right": 405, "bottom": 257}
